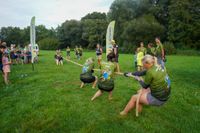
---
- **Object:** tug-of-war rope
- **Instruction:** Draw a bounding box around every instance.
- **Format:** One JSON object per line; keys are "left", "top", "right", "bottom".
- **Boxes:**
{"left": 64, "top": 57, "right": 142, "bottom": 117}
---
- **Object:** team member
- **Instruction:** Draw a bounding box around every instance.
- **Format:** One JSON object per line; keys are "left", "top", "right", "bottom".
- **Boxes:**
{"left": 79, "top": 46, "right": 83, "bottom": 60}
{"left": 91, "top": 53, "right": 117, "bottom": 101}
{"left": 139, "top": 42, "right": 147, "bottom": 55}
{"left": 66, "top": 46, "right": 71, "bottom": 59}
{"left": 155, "top": 37, "right": 165, "bottom": 68}
{"left": 147, "top": 43, "right": 156, "bottom": 56}
{"left": 136, "top": 48, "right": 144, "bottom": 71}
{"left": 80, "top": 58, "right": 98, "bottom": 89}
{"left": 96, "top": 44, "right": 103, "bottom": 66}
{"left": 111, "top": 40, "right": 120, "bottom": 72}
{"left": 120, "top": 55, "right": 171, "bottom": 116}
{"left": 74, "top": 46, "right": 80, "bottom": 60}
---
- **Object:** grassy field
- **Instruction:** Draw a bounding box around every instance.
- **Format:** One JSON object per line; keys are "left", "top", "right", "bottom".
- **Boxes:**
{"left": 0, "top": 51, "right": 200, "bottom": 133}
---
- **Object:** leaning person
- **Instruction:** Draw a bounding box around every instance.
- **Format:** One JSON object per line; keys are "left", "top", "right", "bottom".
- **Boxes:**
{"left": 91, "top": 53, "right": 117, "bottom": 101}
{"left": 80, "top": 57, "right": 98, "bottom": 89}
{"left": 120, "top": 55, "right": 171, "bottom": 116}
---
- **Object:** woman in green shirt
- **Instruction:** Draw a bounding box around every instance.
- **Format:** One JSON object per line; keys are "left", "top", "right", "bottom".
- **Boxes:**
{"left": 91, "top": 53, "right": 117, "bottom": 101}
{"left": 120, "top": 55, "right": 171, "bottom": 116}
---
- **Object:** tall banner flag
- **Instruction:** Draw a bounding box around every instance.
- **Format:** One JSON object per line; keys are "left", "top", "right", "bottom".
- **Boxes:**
{"left": 30, "top": 16, "right": 36, "bottom": 69}
{"left": 106, "top": 21, "right": 115, "bottom": 56}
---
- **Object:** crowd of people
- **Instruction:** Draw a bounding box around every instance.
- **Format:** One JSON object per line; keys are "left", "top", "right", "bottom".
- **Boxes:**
{"left": 0, "top": 41, "right": 36, "bottom": 85}
{"left": 54, "top": 45, "right": 84, "bottom": 65}
{"left": 135, "top": 37, "right": 166, "bottom": 71}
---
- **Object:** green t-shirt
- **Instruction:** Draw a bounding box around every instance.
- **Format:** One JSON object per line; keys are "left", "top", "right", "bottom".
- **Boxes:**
{"left": 144, "top": 65, "right": 171, "bottom": 101}
{"left": 140, "top": 47, "right": 147, "bottom": 55}
{"left": 82, "top": 58, "right": 94, "bottom": 73}
{"left": 100, "top": 61, "right": 116, "bottom": 80}
{"left": 155, "top": 43, "right": 164, "bottom": 57}
{"left": 147, "top": 47, "right": 156, "bottom": 56}
{"left": 79, "top": 48, "right": 83, "bottom": 54}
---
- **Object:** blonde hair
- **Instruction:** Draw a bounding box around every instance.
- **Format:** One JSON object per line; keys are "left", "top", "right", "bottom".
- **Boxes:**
{"left": 142, "top": 55, "right": 155, "bottom": 65}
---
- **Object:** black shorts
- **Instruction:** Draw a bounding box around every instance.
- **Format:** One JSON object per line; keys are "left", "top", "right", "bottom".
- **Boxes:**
{"left": 98, "top": 79, "right": 114, "bottom": 92}
{"left": 80, "top": 72, "right": 95, "bottom": 83}
{"left": 80, "top": 53, "right": 82, "bottom": 56}
{"left": 0, "top": 64, "right": 3, "bottom": 72}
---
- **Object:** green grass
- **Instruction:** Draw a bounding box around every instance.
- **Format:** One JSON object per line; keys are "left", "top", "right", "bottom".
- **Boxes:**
{"left": 0, "top": 51, "right": 200, "bottom": 133}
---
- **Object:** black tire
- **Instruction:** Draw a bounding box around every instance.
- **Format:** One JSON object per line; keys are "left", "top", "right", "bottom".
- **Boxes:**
{"left": 80, "top": 72, "right": 95, "bottom": 83}
{"left": 98, "top": 79, "right": 114, "bottom": 92}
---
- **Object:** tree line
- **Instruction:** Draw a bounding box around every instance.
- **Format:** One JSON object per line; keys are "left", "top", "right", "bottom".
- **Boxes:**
{"left": 0, "top": 0, "right": 199, "bottom": 53}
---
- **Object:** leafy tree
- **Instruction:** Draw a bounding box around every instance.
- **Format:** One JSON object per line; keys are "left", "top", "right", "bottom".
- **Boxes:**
{"left": 38, "top": 38, "right": 60, "bottom": 50}
{"left": 121, "top": 15, "right": 165, "bottom": 50}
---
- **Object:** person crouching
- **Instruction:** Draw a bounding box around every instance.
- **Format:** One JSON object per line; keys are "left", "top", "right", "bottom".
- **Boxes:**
{"left": 80, "top": 58, "right": 98, "bottom": 89}
{"left": 91, "top": 53, "right": 117, "bottom": 101}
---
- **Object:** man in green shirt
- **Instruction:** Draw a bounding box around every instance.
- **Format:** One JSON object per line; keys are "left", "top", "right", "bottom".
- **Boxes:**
{"left": 120, "top": 55, "right": 171, "bottom": 116}
{"left": 147, "top": 43, "right": 156, "bottom": 56}
{"left": 155, "top": 37, "right": 165, "bottom": 68}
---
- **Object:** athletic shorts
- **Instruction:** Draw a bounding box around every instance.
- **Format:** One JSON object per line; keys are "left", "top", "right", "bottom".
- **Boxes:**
{"left": 147, "top": 93, "right": 166, "bottom": 106}
{"left": 0, "top": 64, "right": 3, "bottom": 72}
{"left": 97, "top": 55, "right": 102, "bottom": 60}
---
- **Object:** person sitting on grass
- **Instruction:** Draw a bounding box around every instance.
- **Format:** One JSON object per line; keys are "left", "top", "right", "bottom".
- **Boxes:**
{"left": 120, "top": 55, "right": 171, "bottom": 116}
{"left": 66, "top": 46, "right": 70, "bottom": 59}
{"left": 2, "top": 53, "right": 11, "bottom": 85}
{"left": 91, "top": 53, "right": 117, "bottom": 101}
{"left": 80, "top": 57, "right": 98, "bottom": 89}
{"left": 137, "top": 48, "right": 144, "bottom": 71}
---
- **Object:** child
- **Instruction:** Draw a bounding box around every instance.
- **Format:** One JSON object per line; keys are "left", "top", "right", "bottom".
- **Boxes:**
{"left": 66, "top": 46, "right": 70, "bottom": 59}
{"left": 80, "top": 57, "right": 97, "bottom": 89}
{"left": 91, "top": 53, "right": 117, "bottom": 101}
{"left": 2, "top": 53, "right": 11, "bottom": 84}
{"left": 137, "top": 48, "right": 144, "bottom": 71}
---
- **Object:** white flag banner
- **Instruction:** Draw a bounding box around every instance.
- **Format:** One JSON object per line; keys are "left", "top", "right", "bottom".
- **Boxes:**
{"left": 106, "top": 21, "right": 115, "bottom": 56}
{"left": 30, "top": 16, "right": 37, "bottom": 64}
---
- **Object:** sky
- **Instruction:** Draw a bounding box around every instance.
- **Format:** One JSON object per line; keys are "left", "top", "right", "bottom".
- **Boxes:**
{"left": 0, "top": 0, "right": 114, "bottom": 29}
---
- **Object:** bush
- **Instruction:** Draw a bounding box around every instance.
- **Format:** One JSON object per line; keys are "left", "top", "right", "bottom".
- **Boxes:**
{"left": 163, "top": 42, "right": 177, "bottom": 55}
{"left": 38, "top": 38, "right": 60, "bottom": 50}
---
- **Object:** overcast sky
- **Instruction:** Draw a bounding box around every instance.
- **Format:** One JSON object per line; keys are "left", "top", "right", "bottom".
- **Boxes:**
{"left": 0, "top": 0, "right": 114, "bottom": 29}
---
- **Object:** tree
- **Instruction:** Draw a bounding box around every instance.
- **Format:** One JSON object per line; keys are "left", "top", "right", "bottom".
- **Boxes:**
{"left": 121, "top": 15, "right": 165, "bottom": 52}
{"left": 168, "top": 0, "right": 200, "bottom": 49}
{"left": 81, "top": 12, "right": 108, "bottom": 49}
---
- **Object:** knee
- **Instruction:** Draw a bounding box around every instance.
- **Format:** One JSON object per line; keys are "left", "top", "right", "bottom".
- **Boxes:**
{"left": 131, "top": 95, "right": 137, "bottom": 100}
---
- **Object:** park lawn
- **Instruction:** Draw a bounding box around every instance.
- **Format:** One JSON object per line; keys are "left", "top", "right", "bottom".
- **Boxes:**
{"left": 0, "top": 50, "right": 200, "bottom": 133}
